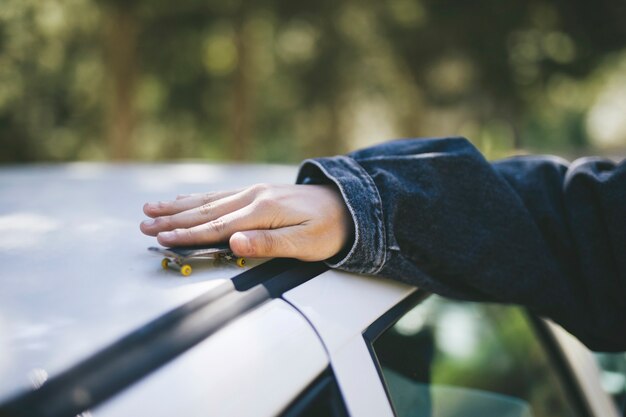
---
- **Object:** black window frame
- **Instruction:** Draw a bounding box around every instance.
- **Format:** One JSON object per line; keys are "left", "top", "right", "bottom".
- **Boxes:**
{"left": 527, "top": 314, "right": 595, "bottom": 417}
{"left": 362, "top": 290, "right": 430, "bottom": 415}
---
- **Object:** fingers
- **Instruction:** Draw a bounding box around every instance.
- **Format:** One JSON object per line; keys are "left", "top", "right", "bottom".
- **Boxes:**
{"left": 140, "top": 192, "right": 254, "bottom": 236}
{"left": 143, "top": 190, "right": 242, "bottom": 218}
{"left": 230, "top": 229, "right": 303, "bottom": 259}
{"left": 155, "top": 205, "right": 264, "bottom": 247}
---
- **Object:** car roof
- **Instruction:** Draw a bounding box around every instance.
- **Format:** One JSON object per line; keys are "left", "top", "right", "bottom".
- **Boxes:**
{"left": 0, "top": 163, "right": 297, "bottom": 403}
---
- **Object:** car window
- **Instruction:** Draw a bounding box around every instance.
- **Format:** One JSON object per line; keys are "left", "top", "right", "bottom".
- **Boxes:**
{"left": 369, "top": 295, "right": 584, "bottom": 417}
{"left": 280, "top": 368, "right": 348, "bottom": 417}
{"left": 593, "top": 352, "right": 626, "bottom": 414}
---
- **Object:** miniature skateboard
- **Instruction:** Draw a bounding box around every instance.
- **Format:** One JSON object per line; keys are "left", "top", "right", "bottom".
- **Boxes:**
{"left": 148, "top": 244, "right": 246, "bottom": 276}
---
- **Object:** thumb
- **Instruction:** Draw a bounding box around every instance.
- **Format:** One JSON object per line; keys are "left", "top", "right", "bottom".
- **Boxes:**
{"left": 230, "top": 229, "right": 298, "bottom": 259}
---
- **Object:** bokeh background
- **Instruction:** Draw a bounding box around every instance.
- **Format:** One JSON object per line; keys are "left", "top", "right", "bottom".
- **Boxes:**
{"left": 1, "top": 0, "right": 626, "bottom": 163}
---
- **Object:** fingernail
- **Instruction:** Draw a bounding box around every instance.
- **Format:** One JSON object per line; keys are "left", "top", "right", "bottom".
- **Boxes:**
{"left": 231, "top": 233, "right": 251, "bottom": 254}
{"left": 142, "top": 219, "right": 155, "bottom": 227}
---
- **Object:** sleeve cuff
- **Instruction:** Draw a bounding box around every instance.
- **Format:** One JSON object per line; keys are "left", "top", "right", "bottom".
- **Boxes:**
{"left": 296, "top": 155, "right": 387, "bottom": 274}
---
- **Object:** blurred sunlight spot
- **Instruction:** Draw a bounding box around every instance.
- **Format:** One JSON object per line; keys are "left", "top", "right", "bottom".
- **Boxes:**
{"left": 508, "top": 30, "right": 543, "bottom": 64}
{"left": 277, "top": 21, "right": 319, "bottom": 64}
{"left": 136, "top": 76, "right": 166, "bottom": 114}
{"left": 586, "top": 77, "right": 626, "bottom": 148}
{"left": 35, "top": 2, "right": 66, "bottom": 37}
{"left": 426, "top": 56, "right": 475, "bottom": 96}
{"left": 349, "top": 97, "right": 398, "bottom": 149}
{"left": 542, "top": 32, "right": 576, "bottom": 64}
{"left": 387, "top": 0, "right": 427, "bottom": 28}
{"left": 0, "top": 213, "right": 60, "bottom": 250}
{"left": 203, "top": 30, "right": 237, "bottom": 76}
{"left": 394, "top": 307, "right": 426, "bottom": 336}
{"left": 436, "top": 308, "right": 479, "bottom": 359}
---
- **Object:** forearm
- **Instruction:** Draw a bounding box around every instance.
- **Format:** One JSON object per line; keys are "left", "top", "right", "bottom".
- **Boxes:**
{"left": 297, "top": 137, "right": 626, "bottom": 351}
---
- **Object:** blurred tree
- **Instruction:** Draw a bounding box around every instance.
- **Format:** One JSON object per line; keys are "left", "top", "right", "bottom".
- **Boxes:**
{"left": 0, "top": 0, "right": 106, "bottom": 162}
{"left": 101, "top": 1, "right": 138, "bottom": 160}
{"left": 0, "top": 0, "right": 625, "bottom": 163}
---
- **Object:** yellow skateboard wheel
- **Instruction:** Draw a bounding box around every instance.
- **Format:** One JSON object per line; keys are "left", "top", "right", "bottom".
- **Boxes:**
{"left": 236, "top": 257, "right": 246, "bottom": 267}
{"left": 161, "top": 258, "right": 170, "bottom": 270}
{"left": 180, "top": 264, "right": 192, "bottom": 276}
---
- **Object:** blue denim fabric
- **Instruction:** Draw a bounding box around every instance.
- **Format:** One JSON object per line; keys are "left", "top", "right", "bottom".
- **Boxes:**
{"left": 296, "top": 137, "right": 626, "bottom": 351}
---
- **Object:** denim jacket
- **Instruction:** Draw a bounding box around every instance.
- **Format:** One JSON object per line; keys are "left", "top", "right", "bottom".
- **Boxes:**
{"left": 296, "top": 137, "right": 626, "bottom": 352}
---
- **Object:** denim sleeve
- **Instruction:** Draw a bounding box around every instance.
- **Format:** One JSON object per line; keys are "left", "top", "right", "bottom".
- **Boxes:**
{"left": 296, "top": 137, "right": 626, "bottom": 351}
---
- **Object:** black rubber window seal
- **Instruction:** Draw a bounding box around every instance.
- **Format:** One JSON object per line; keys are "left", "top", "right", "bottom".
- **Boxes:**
{"left": 361, "top": 290, "right": 431, "bottom": 417}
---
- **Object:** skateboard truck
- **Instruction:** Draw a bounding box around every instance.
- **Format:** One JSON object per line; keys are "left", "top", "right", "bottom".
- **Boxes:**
{"left": 148, "top": 245, "right": 246, "bottom": 276}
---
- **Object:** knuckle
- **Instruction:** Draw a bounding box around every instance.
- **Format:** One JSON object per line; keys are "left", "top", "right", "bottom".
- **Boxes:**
{"left": 251, "top": 183, "right": 270, "bottom": 194}
{"left": 201, "top": 193, "right": 215, "bottom": 206}
{"left": 157, "top": 201, "right": 169, "bottom": 211}
{"left": 179, "top": 228, "right": 193, "bottom": 242}
{"left": 208, "top": 218, "right": 226, "bottom": 235}
{"left": 199, "top": 203, "right": 213, "bottom": 217}
{"left": 253, "top": 197, "right": 275, "bottom": 212}
{"left": 260, "top": 232, "right": 276, "bottom": 253}
{"left": 154, "top": 216, "right": 172, "bottom": 228}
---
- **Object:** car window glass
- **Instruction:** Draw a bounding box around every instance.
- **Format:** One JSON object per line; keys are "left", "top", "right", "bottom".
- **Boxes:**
{"left": 371, "top": 295, "right": 583, "bottom": 417}
{"left": 593, "top": 352, "right": 626, "bottom": 414}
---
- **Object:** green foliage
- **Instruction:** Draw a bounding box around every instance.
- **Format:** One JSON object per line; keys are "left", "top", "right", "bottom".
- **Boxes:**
{"left": 1, "top": 0, "right": 625, "bottom": 162}
{"left": 0, "top": 0, "right": 105, "bottom": 162}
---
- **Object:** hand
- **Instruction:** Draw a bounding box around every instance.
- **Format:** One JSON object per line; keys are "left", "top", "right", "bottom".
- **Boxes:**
{"left": 140, "top": 184, "right": 353, "bottom": 261}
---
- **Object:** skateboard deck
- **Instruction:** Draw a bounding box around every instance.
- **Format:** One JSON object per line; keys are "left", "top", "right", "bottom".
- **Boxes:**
{"left": 148, "top": 244, "right": 246, "bottom": 276}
